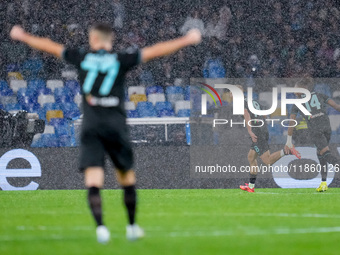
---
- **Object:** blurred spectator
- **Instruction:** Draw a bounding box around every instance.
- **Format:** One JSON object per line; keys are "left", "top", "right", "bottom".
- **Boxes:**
{"left": 332, "top": 60, "right": 340, "bottom": 78}
{"left": 317, "top": 39, "right": 334, "bottom": 61}
{"left": 233, "top": 62, "right": 246, "bottom": 78}
{"left": 172, "top": 50, "right": 191, "bottom": 79}
{"left": 154, "top": 61, "right": 176, "bottom": 86}
{"left": 138, "top": 66, "right": 155, "bottom": 86}
{"left": 21, "top": 51, "right": 44, "bottom": 79}
{"left": 1, "top": 0, "right": 340, "bottom": 90}
{"left": 112, "top": 0, "right": 125, "bottom": 29}
{"left": 180, "top": 9, "right": 205, "bottom": 36}
{"left": 202, "top": 57, "right": 226, "bottom": 78}
{"left": 248, "top": 55, "right": 261, "bottom": 73}
{"left": 206, "top": 6, "right": 231, "bottom": 40}
{"left": 203, "top": 38, "right": 226, "bottom": 78}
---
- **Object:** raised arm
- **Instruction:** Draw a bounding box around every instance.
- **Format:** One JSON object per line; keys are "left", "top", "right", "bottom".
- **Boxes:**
{"left": 327, "top": 99, "right": 340, "bottom": 112}
{"left": 10, "top": 25, "right": 64, "bottom": 58}
{"left": 141, "top": 29, "right": 201, "bottom": 63}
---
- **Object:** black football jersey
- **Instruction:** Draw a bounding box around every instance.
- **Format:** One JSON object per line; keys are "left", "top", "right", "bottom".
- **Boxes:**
{"left": 63, "top": 48, "right": 140, "bottom": 126}
{"left": 290, "top": 92, "right": 331, "bottom": 131}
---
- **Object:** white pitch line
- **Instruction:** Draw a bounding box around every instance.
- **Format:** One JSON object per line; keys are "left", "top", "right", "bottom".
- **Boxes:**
{"left": 1, "top": 211, "right": 87, "bottom": 215}
{"left": 5, "top": 210, "right": 340, "bottom": 218}
{"left": 254, "top": 192, "right": 339, "bottom": 195}
{"left": 0, "top": 235, "right": 79, "bottom": 242}
{"left": 140, "top": 212, "right": 340, "bottom": 219}
{"left": 2, "top": 226, "right": 340, "bottom": 242}
{"left": 12, "top": 212, "right": 339, "bottom": 221}
{"left": 218, "top": 212, "right": 340, "bottom": 219}
{"left": 16, "top": 226, "right": 93, "bottom": 231}
{"left": 163, "top": 226, "right": 340, "bottom": 238}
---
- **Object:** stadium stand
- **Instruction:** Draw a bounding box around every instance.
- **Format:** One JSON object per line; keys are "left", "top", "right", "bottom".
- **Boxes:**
{"left": 38, "top": 94, "right": 55, "bottom": 106}
{"left": 0, "top": 80, "right": 9, "bottom": 90}
{"left": 329, "top": 115, "right": 340, "bottom": 131}
{"left": 146, "top": 85, "right": 164, "bottom": 95}
{"left": 5, "top": 103, "right": 22, "bottom": 113}
{"left": 137, "top": 102, "right": 157, "bottom": 117}
{"left": 130, "top": 94, "right": 147, "bottom": 106}
{"left": 155, "top": 101, "right": 175, "bottom": 117}
{"left": 127, "top": 110, "right": 139, "bottom": 118}
{"left": 64, "top": 80, "right": 81, "bottom": 95}
{"left": 2, "top": 0, "right": 340, "bottom": 148}
{"left": 46, "top": 80, "right": 64, "bottom": 92}
{"left": 46, "top": 110, "right": 64, "bottom": 122}
{"left": 0, "top": 96, "right": 17, "bottom": 105}
{"left": 128, "top": 86, "right": 145, "bottom": 97}
{"left": 166, "top": 86, "right": 185, "bottom": 106}
{"left": 175, "top": 100, "right": 190, "bottom": 114}
{"left": 184, "top": 86, "right": 190, "bottom": 101}
{"left": 60, "top": 102, "right": 81, "bottom": 119}
{"left": 125, "top": 101, "right": 136, "bottom": 111}
{"left": 148, "top": 93, "right": 166, "bottom": 105}
{"left": 10, "top": 80, "right": 27, "bottom": 92}
{"left": 73, "top": 93, "right": 82, "bottom": 107}
{"left": 177, "top": 109, "right": 190, "bottom": 117}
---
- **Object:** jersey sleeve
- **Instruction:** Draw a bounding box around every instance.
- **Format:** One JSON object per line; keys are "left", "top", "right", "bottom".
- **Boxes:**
{"left": 118, "top": 48, "right": 141, "bottom": 71}
{"left": 62, "top": 48, "right": 85, "bottom": 68}
{"left": 320, "top": 93, "right": 331, "bottom": 104}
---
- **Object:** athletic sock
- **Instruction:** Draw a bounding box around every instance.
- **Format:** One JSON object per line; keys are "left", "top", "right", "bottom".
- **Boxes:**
{"left": 320, "top": 151, "right": 339, "bottom": 182}
{"left": 280, "top": 149, "right": 285, "bottom": 157}
{"left": 123, "top": 185, "right": 137, "bottom": 225}
{"left": 88, "top": 187, "right": 103, "bottom": 226}
{"left": 323, "top": 151, "right": 339, "bottom": 166}
{"left": 317, "top": 154, "right": 328, "bottom": 182}
{"left": 249, "top": 173, "right": 257, "bottom": 189}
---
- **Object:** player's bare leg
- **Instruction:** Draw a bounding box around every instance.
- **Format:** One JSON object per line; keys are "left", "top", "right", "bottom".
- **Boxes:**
{"left": 262, "top": 144, "right": 301, "bottom": 165}
{"left": 116, "top": 169, "right": 136, "bottom": 186}
{"left": 260, "top": 150, "right": 283, "bottom": 165}
{"left": 240, "top": 149, "right": 258, "bottom": 192}
{"left": 84, "top": 167, "right": 110, "bottom": 244}
{"left": 85, "top": 167, "right": 104, "bottom": 187}
{"left": 116, "top": 170, "right": 144, "bottom": 241}
{"left": 241, "top": 148, "right": 290, "bottom": 192}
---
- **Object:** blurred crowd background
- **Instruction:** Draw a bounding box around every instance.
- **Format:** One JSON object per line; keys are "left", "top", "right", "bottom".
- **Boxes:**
{"left": 1, "top": 0, "right": 340, "bottom": 91}
{"left": 1, "top": 0, "right": 340, "bottom": 147}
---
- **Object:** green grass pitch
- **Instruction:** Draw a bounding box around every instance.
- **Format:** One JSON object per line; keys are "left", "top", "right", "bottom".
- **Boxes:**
{"left": 1, "top": 188, "right": 340, "bottom": 255}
